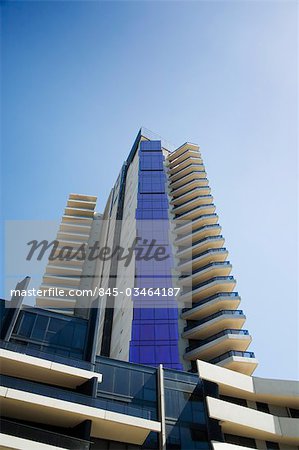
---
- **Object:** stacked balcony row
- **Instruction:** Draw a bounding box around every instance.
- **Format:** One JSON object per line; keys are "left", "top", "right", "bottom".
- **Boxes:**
{"left": 36, "top": 194, "right": 97, "bottom": 311}
{"left": 166, "top": 144, "right": 257, "bottom": 375}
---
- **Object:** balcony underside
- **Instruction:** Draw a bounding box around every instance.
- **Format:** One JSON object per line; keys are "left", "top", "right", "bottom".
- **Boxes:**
{"left": 167, "top": 151, "right": 202, "bottom": 170}
{"left": 0, "top": 389, "right": 160, "bottom": 445}
{"left": 168, "top": 157, "right": 203, "bottom": 175}
{"left": 47, "top": 258, "right": 84, "bottom": 268}
{"left": 59, "top": 223, "right": 91, "bottom": 235}
{"left": 174, "top": 204, "right": 215, "bottom": 221}
{"left": 35, "top": 297, "right": 77, "bottom": 309}
{"left": 167, "top": 143, "right": 200, "bottom": 162}
{"left": 53, "top": 240, "right": 88, "bottom": 251}
{"left": 67, "top": 199, "right": 96, "bottom": 210}
{"left": 172, "top": 195, "right": 213, "bottom": 215}
{"left": 0, "top": 433, "right": 66, "bottom": 450}
{"left": 215, "top": 355, "right": 258, "bottom": 376}
{"left": 42, "top": 275, "right": 81, "bottom": 287}
{"left": 62, "top": 215, "right": 93, "bottom": 225}
{"left": 176, "top": 236, "right": 225, "bottom": 259}
{"left": 175, "top": 224, "right": 221, "bottom": 247}
{"left": 0, "top": 348, "right": 102, "bottom": 388}
{"left": 69, "top": 193, "right": 97, "bottom": 203}
{"left": 169, "top": 164, "right": 206, "bottom": 183}
{"left": 174, "top": 214, "right": 219, "bottom": 236}
{"left": 179, "top": 263, "right": 232, "bottom": 286}
{"left": 181, "top": 296, "right": 241, "bottom": 320}
{"left": 170, "top": 172, "right": 208, "bottom": 190}
{"left": 208, "top": 395, "right": 298, "bottom": 442}
{"left": 171, "top": 179, "right": 209, "bottom": 198}
{"left": 57, "top": 235, "right": 88, "bottom": 244}
{"left": 45, "top": 265, "right": 83, "bottom": 276}
{"left": 182, "top": 314, "right": 246, "bottom": 339}
{"left": 184, "top": 334, "right": 252, "bottom": 361}
{"left": 178, "top": 249, "right": 228, "bottom": 272}
{"left": 171, "top": 187, "right": 211, "bottom": 206}
{"left": 64, "top": 207, "right": 95, "bottom": 218}
{"left": 180, "top": 278, "right": 236, "bottom": 303}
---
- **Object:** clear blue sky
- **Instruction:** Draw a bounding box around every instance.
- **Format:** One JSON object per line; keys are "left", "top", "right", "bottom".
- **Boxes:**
{"left": 1, "top": 1, "right": 297, "bottom": 380}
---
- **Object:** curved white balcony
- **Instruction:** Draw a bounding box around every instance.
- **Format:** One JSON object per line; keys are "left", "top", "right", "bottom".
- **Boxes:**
{"left": 42, "top": 274, "right": 81, "bottom": 287}
{"left": 180, "top": 276, "right": 236, "bottom": 303}
{"left": 178, "top": 248, "right": 229, "bottom": 272}
{"left": 168, "top": 156, "right": 203, "bottom": 175}
{"left": 178, "top": 262, "right": 232, "bottom": 286}
{"left": 175, "top": 224, "right": 221, "bottom": 247}
{"left": 170, "top": 171, "right": 208, "bottom": 190}
{"left": 64, "top": 207, "right": 95, "bottom": 218}
{"left": 182, "top": 309, "right": 246, "bottom": 340}
{"left": 207, "top": 394, "right": 298, "bottom": 440}
{"left": 62, "top": 215, "right": 93, "bottom": 225}
{"left": 184, "top": 329, "right": 252, "bottom": 361}
{"left": 209, "top": 351, "right": 258, "bottom": 375}
{"left": 59, "top": 222, "right": 92, "bottom": 236}
{"left": 181, "top": 293, "right": 241, "bottom": 320}
{"left": 167, "top": 142, "right": 200, "bottom": 163}
{"left": 170, "top": 186, "right": 211, "bottom": 206}
{"left": 45, "top": 264, "right": 83, "bottom": 277}
{"left": 174, "top": 214, "right": 219, "bottom": 236}
{"left": 169, "top": 163, "right": 206, "bottom": 183}
{"left": 171, "top": 178, "right": 209, "bottom": 198}
{"left": 174, "top": 204, "right": 216, "bottom": 222}
{"left": 36, "top": 296, "right": 77, "bottom": 309}
{"left": 176, "top": 235, "right": 225, "bottom": 259}
{"left": 172, "top": 195, "right": 214, "bottom": 216}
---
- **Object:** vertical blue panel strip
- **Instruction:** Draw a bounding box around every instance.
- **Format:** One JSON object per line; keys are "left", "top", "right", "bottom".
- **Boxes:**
{"left": 129, "top": 140, "right": 182, "bottom": 370}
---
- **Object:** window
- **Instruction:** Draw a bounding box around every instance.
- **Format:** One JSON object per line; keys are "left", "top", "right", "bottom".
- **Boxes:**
{"left": 256, "top": 402, "right": 270, "bottom": 413}
{"left": 139, "top": 153, "right": 164, "bottom": 171}
{"left": 17, "top": 313, "right": 36, "bottom": 337}
{"left": 140, "top": 140, "right": 161, "bottom": 152}
{"left": 31, "top": 316, "right": 49, "bottom": 340}
{"left": 225, "top": 434, "right": 256, "bottom": 449}
{"left": 289, "top": 408, "right": 299, "bottom": 418}
{"left": 266, "top": 442, "right": 280, "bottom": 449}
{"left": 220, "top": 395, "right": 247, "bottom": 407}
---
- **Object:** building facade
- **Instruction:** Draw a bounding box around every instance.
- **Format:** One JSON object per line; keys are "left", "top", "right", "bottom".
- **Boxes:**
{"left": 36, "top": 129, "right": 256, "bottom": 375}
{"left": 1, "top": 129, "right": 298, "bottom": 449}
{"left": 0, "top": 294, "right": 298, "bottom": 450}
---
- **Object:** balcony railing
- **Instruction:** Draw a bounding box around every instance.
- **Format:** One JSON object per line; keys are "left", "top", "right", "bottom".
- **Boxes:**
{"left": 179, "top": 261, "right": 231, "bottom": 279}
{"left": 172, "top": 185, "right": 209, "bottom": 203}
{"left": 174, "top": 203, "right": 215, "bottom": 219}
{"left": 209, "top": 350, "right": 256, "bottom": 364}
{"left": 168, "top": 147, "right": 199, "bottom": 163}
{"left": 0, "top": 340, "right": 94, "bottom": 371}
{"left": 177, "top": 235, "right": 223, "bottom": 252}
{"left": 170, "top": 170, "right": 206, "bottom": 186}
{"left": 185, "top": 329, "right": 249, "bottom": 353}
{"left": 168, "top": 150, "right": 201, "bottom": 168}
{"left": 172, "top": 195, "right": 212, "bottom": 210}
{"left": 183, "top": 309, "right": 244, "bottom": 332}
{"left": 169, "top": 163, "right": 203, "bottom": 178}
{"left": 175, "top": 224, "right": 219, "bottom": 244}
{"left": 1, "top": 375, "right": 155, "bottom": 420}
{"left": 0, "top": 419, "right": 91, "bottom": 450}
{"left": 182, "top": 292, "right": 240, "bottom": 314}
{"left": 171, "top": 178, "right": 207, "bottom": 195}
{"left": 175, "top": 213, "right": 217, "bottom": 230}
{"left": 178, "top": 248, "right": 228, "bottom": 266}
{"left": 182, "top": 276, "right": 235, "bottom": 294}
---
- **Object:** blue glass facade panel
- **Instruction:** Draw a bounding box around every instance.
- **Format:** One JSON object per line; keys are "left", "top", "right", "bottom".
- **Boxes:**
{"left": 10, "top": 309, "right": 88, "bottom": 360}
{"left": 164, "top": 369, "right": 210, "bottom": 449}
{"left": 129, "top": 140, "right": 182, "bottom": 370}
